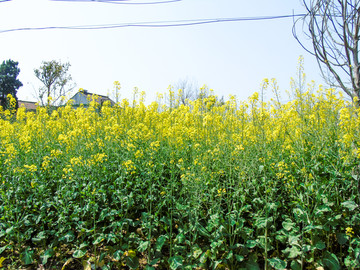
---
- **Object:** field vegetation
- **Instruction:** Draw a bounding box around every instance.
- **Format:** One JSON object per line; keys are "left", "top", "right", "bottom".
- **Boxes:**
{"left": 0, "top": 69, "right": 359, "bottom": 269}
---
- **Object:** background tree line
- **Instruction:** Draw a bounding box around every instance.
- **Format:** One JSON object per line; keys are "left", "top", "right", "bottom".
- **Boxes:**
{"left": 0, "top": 59, "right": 74, "bottom": 110}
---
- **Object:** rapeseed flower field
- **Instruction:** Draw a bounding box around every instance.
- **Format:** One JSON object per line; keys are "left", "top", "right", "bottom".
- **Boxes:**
{"left": 0, "top": 78, "right": 359, "bottom": 269}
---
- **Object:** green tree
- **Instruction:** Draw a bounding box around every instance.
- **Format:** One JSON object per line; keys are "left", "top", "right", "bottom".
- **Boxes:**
{"left": 0, "top": 59, "right": 22, "bottom": 110}
{"left": 34, "top": 60, "right": 75, "bottom": 106}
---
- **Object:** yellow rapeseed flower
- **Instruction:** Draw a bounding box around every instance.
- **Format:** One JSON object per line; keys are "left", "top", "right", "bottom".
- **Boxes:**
{"left": 0, "top": 257, "right": 5, "bottom": 267}
{"left": 346, "top": 227, "right": 355, "bottom": 237}
{"left": 217, "top": 188, "right": 226, "bottom": 196}
{"left": 125, "top": 250, "right": 136, "bottom": 258}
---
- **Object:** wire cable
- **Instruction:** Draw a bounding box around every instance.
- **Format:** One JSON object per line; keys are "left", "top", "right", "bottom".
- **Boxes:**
{"left": 0, "top": 14, "right": 307, "bottom": 34}
{"left": 50, "top": 0, "right": 182, "bottom": 4}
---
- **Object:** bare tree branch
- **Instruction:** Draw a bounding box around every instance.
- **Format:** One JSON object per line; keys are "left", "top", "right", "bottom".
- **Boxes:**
{"left": 294, "top": 0, "right": 360, "bottom": 103}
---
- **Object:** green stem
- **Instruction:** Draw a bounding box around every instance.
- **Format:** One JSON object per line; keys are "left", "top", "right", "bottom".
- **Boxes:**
{"left": 148, "top": 182, "right": 153, "bottom": 264}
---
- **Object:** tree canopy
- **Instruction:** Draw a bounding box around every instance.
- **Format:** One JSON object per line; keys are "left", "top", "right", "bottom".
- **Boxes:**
{"left": 0, "top": 59, "right": 22, "bottom": 110}
{"left": 34, "top": 60, "right": 74, "bottom": 106}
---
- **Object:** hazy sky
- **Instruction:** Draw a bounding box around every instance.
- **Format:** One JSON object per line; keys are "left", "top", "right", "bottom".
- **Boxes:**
{"left": 0, "top": 0, "right": 325, "bottom": 103}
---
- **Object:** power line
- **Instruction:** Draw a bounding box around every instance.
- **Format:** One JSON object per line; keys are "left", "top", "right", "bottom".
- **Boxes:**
{"left": 50, "top": 0, "right": 182, "bottom": 4}
{"left": 0, "top": 14, "right": 307, "bottom": 34}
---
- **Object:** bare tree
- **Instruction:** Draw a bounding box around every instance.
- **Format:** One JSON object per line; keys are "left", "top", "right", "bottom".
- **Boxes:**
{"left": 293, "top": 0, "right": 360, "bottom": 102}
{"left": 164, "top": 78, "right": 199, "bottom": 108}
{"left": 174, "top": 78, "right": 199, "bottom": 105}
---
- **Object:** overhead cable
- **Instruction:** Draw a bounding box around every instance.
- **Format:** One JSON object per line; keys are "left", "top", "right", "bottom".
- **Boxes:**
{"left": 0, "top": 14, "right": 307, "bottom": 34}
{"left": 50, "top": 0, "right": 182, "bottom": 4}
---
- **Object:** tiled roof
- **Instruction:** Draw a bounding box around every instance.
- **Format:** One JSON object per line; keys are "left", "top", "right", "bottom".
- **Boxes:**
{"left": 18, "top": 100, "right": 38, "bottom": 110}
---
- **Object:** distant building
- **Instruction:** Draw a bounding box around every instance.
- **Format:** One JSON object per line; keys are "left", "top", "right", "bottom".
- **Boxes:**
{"left": 69, "top": 90, "right": 115, "bottom": 106}
{"left": 18, "top": 100, "right": 38, "bottom": 111}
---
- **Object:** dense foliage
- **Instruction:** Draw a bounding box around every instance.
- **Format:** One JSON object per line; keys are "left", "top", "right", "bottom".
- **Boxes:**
{"left": 0, "top": 81, "right": 359, "bottom": 269}
{"left": 0, "top": 59, "right": 22, "bottom": 110}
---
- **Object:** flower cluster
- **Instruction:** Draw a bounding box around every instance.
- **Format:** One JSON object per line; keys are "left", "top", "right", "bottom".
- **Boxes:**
{"left": 0, "top": 80, "right": 360, "bottom": 268}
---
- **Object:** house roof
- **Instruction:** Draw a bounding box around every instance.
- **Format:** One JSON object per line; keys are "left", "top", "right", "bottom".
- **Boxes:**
{"left": 70, "top": 90, "right": 115, "bottom": 105}
{"left": 80, "top": 90, "right": 111, "bottom": 99}
{"left": 18, "top": 100, "right": 38, "bottom": 110}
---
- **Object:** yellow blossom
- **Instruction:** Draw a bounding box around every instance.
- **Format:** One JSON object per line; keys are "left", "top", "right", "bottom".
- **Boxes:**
{"left": 346, "top": 227, "right": 355, "bottom": 237}
{"left": 125, "top": 250, "right": 136, "bottom": 258}
{"left": 0, "top": 257, "right": 5, "bottom": 268}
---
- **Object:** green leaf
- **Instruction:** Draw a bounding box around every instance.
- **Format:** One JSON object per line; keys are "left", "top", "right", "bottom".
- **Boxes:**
{"left": 344, "top": 251, "right": 360, "bottom": 268}
{"left": 21, "top": 248, "right": 34, "bottom": 265}
{"left": 32, "top": 231, "right": 46, "bottom": 243}
{"left": 283, "top": 246, "right": 302, "bottom": 259}
{"left": 303, "top": 245, "right": 311, "bottom": 253}
{"left": 275, "top": 234, "right": 287, "bottom": 243}
{"left": 176, "top": 202, "right": 188, "bottom": 211}
{"left": 5, "top": 227, "right": 14, "bottom": 235}
{"left": 313, "top": 237, "right": 326, "bottom": 250}
{"left": 93, "top": 235, "right": 104, "bottom": 245}
{"left": 60, "top": 231, "right": 75, "bottom": 243}
{"left": 245, "top": 254, "right": 260, "bottom": 270}
{"left": 315, "top": 205, "right": 331, "bottom": 215}
{"left": 196, "top": 223, "right": 210, "bottom": 238}
{"left": 0, "top": 245, "right": 8, "bottom": 255}
{"left": 235, "top": 255, "right": 244, "bottom": 262}
{"left": 245, "top": 261, "right": 260, "bottom": 270}
{"left": 175, "top": 233, "right": 186, "bottom": 244}
{"left": 156, "top": 235, "right": 167, "bottom": 251}
{"left": 282, "top": 220, "right": 295, "bottom": 231}
{"left": 168, "top": 256, "right": 183, "bottom": 270}
{"left": 73, "top": 249, "right": 86, "bottom": 258}
{"left": 126, "top": 256, "right": 139, "bottom": 269}
{"left": 254, "top": 217, "right": 273, "bottom": 229}
{"left": 268, "top": 257, "right": 287, "bottom": 269}
{"left": 149, "top": 258, "right": 160, "bottom": 266}
{"left": 341, "top": 201, "right": 358, "bottom": 211}
{"left": 105, "top": 232, "right": 117, "bottom": 243}
{"left": 79, "top": 242, "right": 89, "bottom": 249}
{"left": 210, "top": 240, "right": 223, "bottom": 249}
{"left": 288, "top": 234, "right": 301, "bottom": 245}
{"left": 290, "top": 260, "right": 302, "bottom": 270}
{"left": 113, "top": 250, "right": 123, "bottom": 261}
{"left": 101, "top": 264, "right": 110, "bottom": 270}
{"left": 303, "top": 224, "right": 323, "bottom": 232}
{"left": 226, "top": 250, "right": 233, "bottom": 260}
{"left": 41, "top": 248, "right": 54, "bottom": 265}
{"left": 293, "top": 208, "right": 306, "bottom": 219}
{"left": 138, "top": 241, "right": 150, "bottom": 253}
{"left": 336, "top": 233, "right": 348, "bottom": 245}
{"left": 192, "top": 247, "right": 202, "bottom": 259}
{"left": 199, "top": 251, "right": 208, "bottom": 264}
{"left": 323, "top": 251, "right": 340, "bottom": 270}
{"left": 246, "top": 240, "right": 257, "bottom": 248}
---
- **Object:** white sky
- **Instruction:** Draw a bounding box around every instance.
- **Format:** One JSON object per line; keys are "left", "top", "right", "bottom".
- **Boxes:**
{"left": 0, "top": 0, "right": 326, "bottom": 103}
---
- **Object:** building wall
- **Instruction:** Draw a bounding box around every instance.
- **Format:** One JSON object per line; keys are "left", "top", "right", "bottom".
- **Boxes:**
{"left": 18, "top": 101, "right": 37, "bottom": 111}
{"left": 71, "top": 92, "right": 90, "bottom": 105}
{"left": 70, "top": 91, "right": 115, "bottom": 106}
